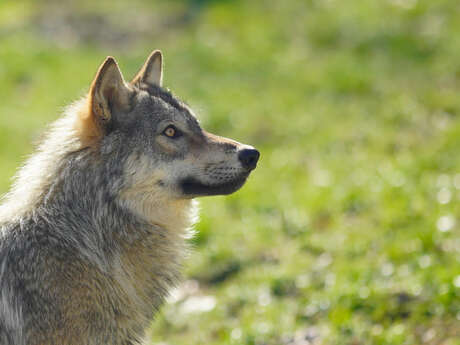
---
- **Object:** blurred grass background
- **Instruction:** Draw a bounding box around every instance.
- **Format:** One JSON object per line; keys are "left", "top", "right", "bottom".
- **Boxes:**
{"left": 1, "top": 0, "right": 460, "bottom": 344}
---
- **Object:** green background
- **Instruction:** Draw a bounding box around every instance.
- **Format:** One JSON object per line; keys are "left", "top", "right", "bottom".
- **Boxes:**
{"left": 0, "top": 0, "right": 459, "bottom": 344}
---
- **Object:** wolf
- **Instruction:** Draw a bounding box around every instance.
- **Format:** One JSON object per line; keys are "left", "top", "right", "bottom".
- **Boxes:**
{"left": 0, "top": 50, "right": 259, "bottom": 345}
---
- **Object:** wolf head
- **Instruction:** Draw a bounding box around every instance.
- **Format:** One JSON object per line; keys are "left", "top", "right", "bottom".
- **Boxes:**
{"left": 78, "top": 51, "right": 259, "bottom": 202}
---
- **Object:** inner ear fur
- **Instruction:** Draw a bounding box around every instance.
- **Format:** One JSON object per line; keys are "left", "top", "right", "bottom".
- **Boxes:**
{"left": 78, "top": 57, "right": 132, "bottom": 146}
{"left": 131, "top": 50, "right": 163, "bottom": 88}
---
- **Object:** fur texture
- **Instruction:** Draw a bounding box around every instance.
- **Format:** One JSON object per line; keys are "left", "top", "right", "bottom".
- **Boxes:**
{"left": 0, "top": 51, "right": 259, "bottom": 345}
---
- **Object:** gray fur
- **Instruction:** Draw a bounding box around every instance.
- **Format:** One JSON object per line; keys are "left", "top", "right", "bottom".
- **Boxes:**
{"left": 0, "top": 52, "right": 258, "bottom": 345}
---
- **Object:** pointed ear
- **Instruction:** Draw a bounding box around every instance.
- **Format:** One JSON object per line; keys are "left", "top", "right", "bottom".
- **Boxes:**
{"left": 78, "top": 57, "right": 131, "bottom": 146}
{"left": 131, "top": 50, "right": 163, "bottom": 87}
{"left": 89, "top": 56, "right": 131, "bottom": 124}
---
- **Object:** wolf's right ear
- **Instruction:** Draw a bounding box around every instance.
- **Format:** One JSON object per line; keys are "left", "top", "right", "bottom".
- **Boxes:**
{"left": 131, "top": 50, "right": 163, "bottom": 87}
{"left": 79, "top": 57, "right": 132, "bottom": 145}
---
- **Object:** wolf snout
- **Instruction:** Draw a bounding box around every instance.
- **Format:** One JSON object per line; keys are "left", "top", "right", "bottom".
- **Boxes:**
{"left": 238, "top": 148, "right": 260, "bottom": 171}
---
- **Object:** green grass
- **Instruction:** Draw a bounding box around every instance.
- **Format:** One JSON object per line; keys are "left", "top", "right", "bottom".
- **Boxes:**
{"left": 1, "top": 0, "right": 459, "bottom": 344}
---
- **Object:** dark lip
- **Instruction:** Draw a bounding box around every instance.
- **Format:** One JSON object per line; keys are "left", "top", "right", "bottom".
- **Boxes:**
{"left": 180, "top": 173, "right": 250, "bottom": 197}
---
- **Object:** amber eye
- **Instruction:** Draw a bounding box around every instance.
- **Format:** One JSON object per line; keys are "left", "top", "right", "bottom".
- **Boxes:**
{"left": 163, "top": 125, "right": 180, "bottom": 138}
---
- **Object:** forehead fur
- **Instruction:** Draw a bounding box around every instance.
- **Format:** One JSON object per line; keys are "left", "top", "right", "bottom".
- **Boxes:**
{"left": 139, "top": 84, "right": 185, "bottom": 112}
{"left": 130, "top": 84, "right": 201, "bottom": 130}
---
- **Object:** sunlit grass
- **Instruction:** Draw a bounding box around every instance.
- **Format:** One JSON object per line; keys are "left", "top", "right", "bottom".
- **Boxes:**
{"left": 0, "top": 0, "right": 459, "bottom": 344}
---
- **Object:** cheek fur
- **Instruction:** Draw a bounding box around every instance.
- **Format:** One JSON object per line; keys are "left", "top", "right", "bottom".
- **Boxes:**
{"left": 156, "top": 136, "right": 182, "bottom": 155}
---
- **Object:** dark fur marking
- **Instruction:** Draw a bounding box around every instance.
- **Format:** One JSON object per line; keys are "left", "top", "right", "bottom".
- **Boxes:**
{"left": 139, "top": 84, "right": 201, "bottom": 130}
{"left": 180, "top": 175, "right": 248, "bottom": 197}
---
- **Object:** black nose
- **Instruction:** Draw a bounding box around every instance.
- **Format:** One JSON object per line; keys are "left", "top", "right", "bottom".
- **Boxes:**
{"left": 238, "top": 148, "right": 260, "bottom": 171}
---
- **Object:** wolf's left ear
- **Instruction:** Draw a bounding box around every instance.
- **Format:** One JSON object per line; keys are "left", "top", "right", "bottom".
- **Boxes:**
{"left": 89, "top": 57, "right": 132, "bottom": 124}
{"left": 78, "top": 57, "right": 132, "bottom": 146}
{"left": 131, "top": 50, "right": 163, "bottom": 87}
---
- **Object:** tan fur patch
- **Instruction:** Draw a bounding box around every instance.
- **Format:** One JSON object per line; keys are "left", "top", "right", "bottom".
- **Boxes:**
{"left": 74, "top": 98, "right": 103, "bottom": 147}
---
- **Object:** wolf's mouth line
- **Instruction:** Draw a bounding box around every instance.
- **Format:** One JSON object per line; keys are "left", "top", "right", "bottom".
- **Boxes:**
{"left": 180, "top": 174, "right": 249, "bottom": 197}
